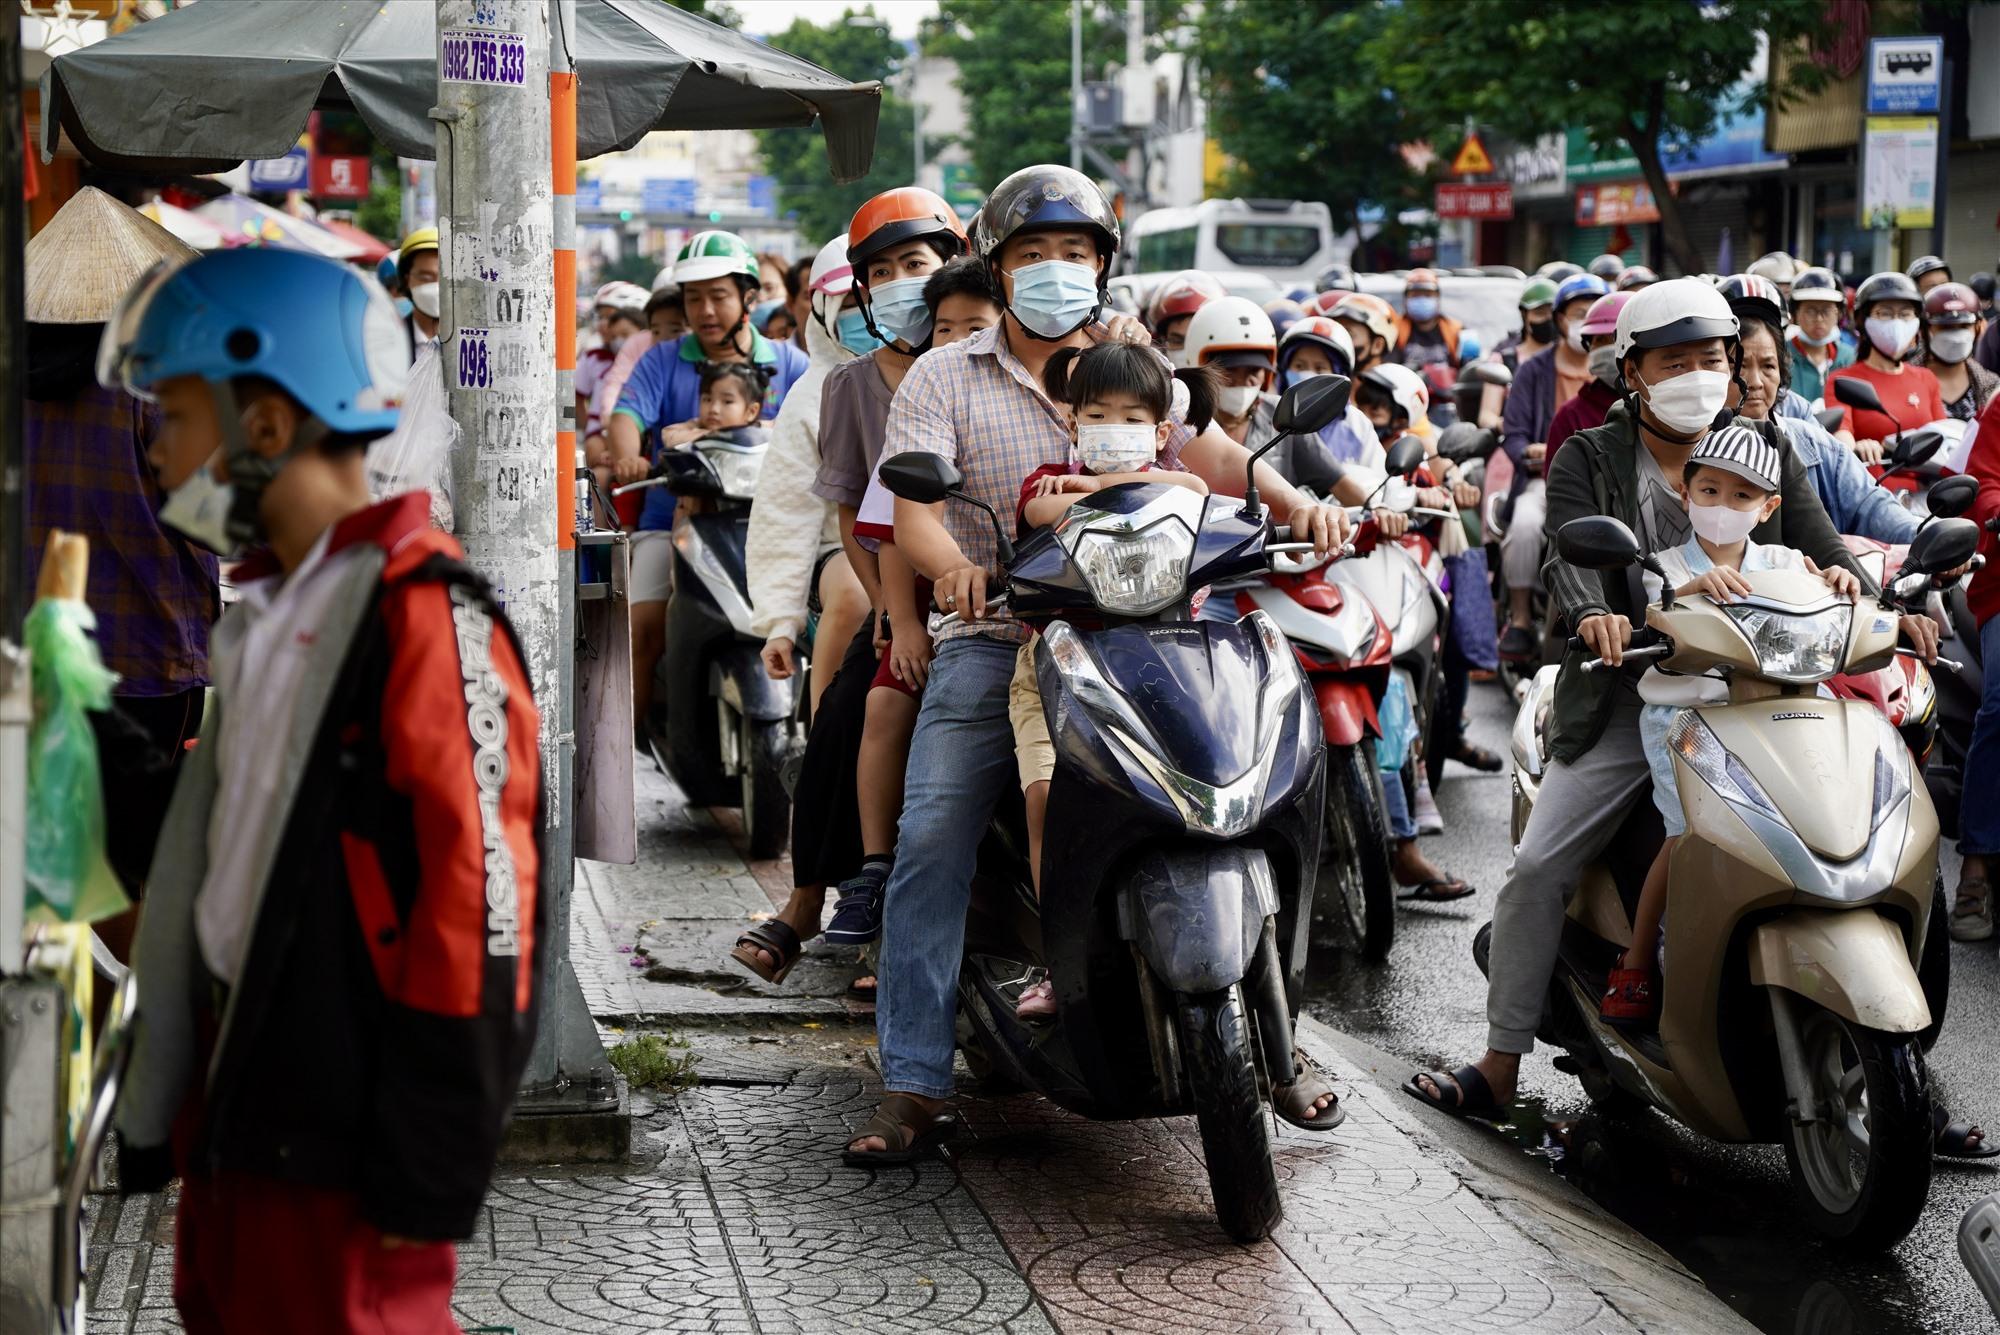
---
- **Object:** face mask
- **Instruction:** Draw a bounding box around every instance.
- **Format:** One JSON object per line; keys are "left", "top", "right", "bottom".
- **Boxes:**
{"left": 836, "top": 308, "right": 884, "bottom": 356}
{"left": 409, "top": 282, "right": 440, "bottom": 320}
{"left": 1406, "top": 295, "right": 1439, "bottom": 322}
{"left": 1929, "top": 329, "right": 1975, "bottom": 365}
{"left": 1564, "top": 324, "right": 1586, "bottom": 353}
{"left": 1526, "top": 317, "right": 1556, "bottom": 344}
{"left": 1587, "top": 345, "right": 1619, "bottom": 387}
{"left": 1687, "top": 499, "right": 1762, "bottom": 546}
{"left": 1285, "top": 370, "right": 1328, "bottom": 391}
{"left": 1635, "top": 368, "right": 1730, "bottom": 434}
{"left": 158, "top": 451, "right": 241, "bottom": 557}
{"left": 1075, "top": 422, "right": 1158, "bottom": 474}
{"left": 1864, "top": 315, "right": 1918, "bottom": 359}
{"left": 1008, "top": 259, "right": 1101, "bottom": 339}
{"left": 1373, "top": 420, "right": 1399, "bottom": 443}
{"left": 1794, "top": 324, "right": 1837, "bottom": 348}
{"left": 865, "top": 276, "right": 934, "bottom": 349}
{"left": 1217, "top": 383, "right": 1260, "bottom": 417}
{"left": 1166, "top": 346, "right": 1192, "bottom": 369}
{"left": 393, "top": 296, "right": 414, "bottom": 320}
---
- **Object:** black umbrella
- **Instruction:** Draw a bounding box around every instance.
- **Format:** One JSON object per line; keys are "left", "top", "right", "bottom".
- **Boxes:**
{"left": 40, "top": 0, "right": 880, "bottom": 181}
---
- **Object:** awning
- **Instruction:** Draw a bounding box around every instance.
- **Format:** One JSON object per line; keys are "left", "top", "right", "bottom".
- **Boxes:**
{"left": 40, "top": 0, "right": 881, "bottom": 181}
{"left": 318, "top": 218, "right": 394, "bottom": 264}
{"left": 195, "top": 194, "right": 369, "bottom": 260}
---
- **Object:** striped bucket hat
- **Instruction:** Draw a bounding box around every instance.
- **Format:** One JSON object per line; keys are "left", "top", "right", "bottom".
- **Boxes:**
{"left": 1691, "top": 423, "right": 1781, "bottom": 492}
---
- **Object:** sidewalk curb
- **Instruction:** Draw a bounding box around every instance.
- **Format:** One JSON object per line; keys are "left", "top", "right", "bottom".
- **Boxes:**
{"left": 1300, "top": 1016, "right": 1760, "bottom": 1335}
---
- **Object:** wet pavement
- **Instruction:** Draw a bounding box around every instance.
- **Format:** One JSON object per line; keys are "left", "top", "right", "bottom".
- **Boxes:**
{"left": 1303, "top": 678, "right": 2000, "bottom": 1335}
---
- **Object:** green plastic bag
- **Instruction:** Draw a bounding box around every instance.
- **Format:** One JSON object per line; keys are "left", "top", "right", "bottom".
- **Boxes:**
{"left": 23, "top": 596, "right": 129, "bottom": 924}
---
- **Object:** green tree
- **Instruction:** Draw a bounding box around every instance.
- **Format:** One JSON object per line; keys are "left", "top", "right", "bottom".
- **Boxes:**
{"left": 1189, "top": 1, "right": 1418, "bottom": 246}
{"left": 1368, "top": 0, "right": 1840, "bottom": 274}
{"left": 751, "top": 7, "right": 915, "bottom": 241}
{"left": 352, "top": 141, "right": 403, "bottom": 244}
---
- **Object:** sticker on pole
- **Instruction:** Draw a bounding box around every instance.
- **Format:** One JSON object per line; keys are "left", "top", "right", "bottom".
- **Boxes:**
{"left": 442, "top": 29, "right": 527, "bottom": 86}
{"left": 457, "top": 328, "right": 494, "bottom": 390}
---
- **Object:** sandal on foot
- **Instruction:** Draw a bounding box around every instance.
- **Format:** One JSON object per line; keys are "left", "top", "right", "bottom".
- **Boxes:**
{"left": 841, "top": 1094, "right": 958, "bottom": 1167}
{"left": 1015, "top": 978, "right": 1057, "bottom": 1020}
{"left": 1273, "top": 1049, "right": 1345, "bottom": 1132}
{"left": 729, "top": 919, "right": 804, "bottom": 985}
{"left": 1452, "top": 740, "right": 1504, "bottom": 773}
{"left": 1402, "top": 1063, "right": 1508, "bottom": 1124}
{"left": 1399, "top": 877, "right": 1475, "bottom": 902}
{"left": 1951, "top": 878, "right": 1994, "bottom": 942}
{"left": 846, "top": 974, "right": 878, "bottom": 1004}
{"left": 1935, "top": 1106, "right": 2000, "bottom": 1160}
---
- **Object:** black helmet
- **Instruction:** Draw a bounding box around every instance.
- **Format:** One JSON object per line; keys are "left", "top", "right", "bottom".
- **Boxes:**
{"left": 1788, "top": 266, "right": 1844, "bottom": 308}
{"left": 1718, "top": 274, "right": 1786, "bottom": 332}
{"left": 971, "top": 165, "right": 1120, "bottom": 266}
{"left": 1906, "top": 254, "right": 1950, "bottom": 283}
{"left": 1971, "top": 272, "right": 1998, "bottom": 305}
{"left": 1315, "top": 262, "right": 1357, "bottom": 293}
{"left": 1853, "top": 270, "right": 1921, "bottom": 322}
{"left": 1537, "top": 261, "right": 1583, "bottom": 284}
{"left": 1586, "top": 253, "right": 1625, "bottom": 280}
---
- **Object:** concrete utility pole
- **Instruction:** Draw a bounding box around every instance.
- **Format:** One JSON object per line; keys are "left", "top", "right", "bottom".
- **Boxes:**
{"left": 434, "top": 0, "right": 616, "bottom": 1133}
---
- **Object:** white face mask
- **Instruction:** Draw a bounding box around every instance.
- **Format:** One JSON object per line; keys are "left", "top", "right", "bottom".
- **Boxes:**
{"left": 158, "top": 451, "right": 241, "bottom": 556}
{"left": 409, "top": 281, "right": 440, "bottom": 320}
{"left": 1075, "top": 422, "right": 1159, "bottom": 474}
{"left": 1636, "top": 368, "right": 1730, "bottom": 434}
{"left": 1864, "top": 315, "right": 1918, "bottom": 359}
{"left": 1564, "top": 324, "right": 1586, "bottom": 353}
{"left": 1687, "top": 499, "right": 1762, "bottom": 546}
{"left": 1165, "top": 346, "right": 1192, "bottom": 370}
{"left": 1217, "top": 383, "right": 1260, "bottom": 417}
{"left": 1930, "top": 328, "right": 1976, "bottom": 365}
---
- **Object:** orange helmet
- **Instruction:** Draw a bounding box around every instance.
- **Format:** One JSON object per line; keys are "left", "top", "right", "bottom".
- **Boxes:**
{"left": 1147, "top": 269, "right": 1226, "bottom": 333}
{"left": 1328, "top": 292, "right": 1397, "bottom": 347}
{"left": 845, "top": 187, "right": 967, "bottom": 278}
{"left": 1405, "top": 267, "right": 1441, "bottom": 293}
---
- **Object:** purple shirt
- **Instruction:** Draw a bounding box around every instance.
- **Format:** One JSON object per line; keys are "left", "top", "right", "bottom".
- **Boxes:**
{"left": 24, "top": 384, "right": 218, "bottom": 695}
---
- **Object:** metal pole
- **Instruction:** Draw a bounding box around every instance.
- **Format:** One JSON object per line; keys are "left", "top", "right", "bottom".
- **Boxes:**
{"left": 1, "top": 7, "right": 24, "bottom": 642}
{"left": 1933, "top": 58, "right": 1952, "bottom": 258}
{"left": 1070, "top": 0, "right": 1083, "bottom": 171}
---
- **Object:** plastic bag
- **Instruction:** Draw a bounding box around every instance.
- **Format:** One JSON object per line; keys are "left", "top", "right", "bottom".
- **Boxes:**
{"left": 23, "top": 597, "right": 129, "bottom": 924}
{"left": 1376, "top": 670, "right": 1417, "bottom": 772}
{"left": 365, "top": 340, "right": 457, "bottom": 530}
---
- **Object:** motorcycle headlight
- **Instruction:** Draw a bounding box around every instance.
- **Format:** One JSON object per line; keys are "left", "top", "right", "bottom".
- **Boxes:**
{"left": 1664, "top": 710, "right": 1782, "bottom": 818}
{"left": 699, "top": 444, "right": 764, "bottom": 500}
{"left": 1072, "top": 517, "right": 1193, "bottom": 615}
{"left": 1722, "top": 603, "right": 1851, "bottom": 683}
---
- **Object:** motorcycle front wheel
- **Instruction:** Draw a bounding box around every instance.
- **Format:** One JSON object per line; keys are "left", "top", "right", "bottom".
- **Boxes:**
{"left": 1781, "top": 1006, "right": 1932, "bottom": 1250}
{"left": 1174, "top": 984, "right": 1282, "bottom": 1243}
{"left": 740, "top": 715, "right": 791, "bottom": 861}
{"left": 1322, "top": 740, "right": 1395, "bottom": 961}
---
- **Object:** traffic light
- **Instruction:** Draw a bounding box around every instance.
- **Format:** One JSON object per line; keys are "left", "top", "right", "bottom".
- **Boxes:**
{"left": 708, "top": 210, "right": 723, "bottom": 223}
{"left": 618, "top": 209, "right": 632, "bottom": 221}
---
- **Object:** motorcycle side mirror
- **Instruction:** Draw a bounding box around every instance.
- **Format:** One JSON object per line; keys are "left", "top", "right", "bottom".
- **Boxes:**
{"left": 1926, "top": 473, "right": 1980, "bottom": 520}
{"left": 1461, "top": 361, "right": 1514, "bottom": 389}
{"left": 1887, "top": 429, "right": 1943, "bottom": 470}
{"left": 879, "top": 452, "right": 963, "bottom": 504}
{"left": 1812, "top": 407, "right": 1846, "bottom": 434}
{"left": 1272, "top": 373, "right": 1352, "bottom": 435}
{"left": 1436, "top": 422, "right": 1496, "bottom": 464}
{"left": 1556, "top": 515, "right": 1642, "bottom": 569}
{"left": 1833, "top": 376, "right": 1884, "bottom": 414}
{"left": 1382, "top": 434, "right": 1427, "bottom": 477}
{"left": 1904, "top": 516, "right": 1980, "bottom": 578}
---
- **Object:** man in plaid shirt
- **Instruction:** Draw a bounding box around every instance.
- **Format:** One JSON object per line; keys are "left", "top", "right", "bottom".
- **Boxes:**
{"left": 844, "top": 166, "right": 1350, "bottom": 1161}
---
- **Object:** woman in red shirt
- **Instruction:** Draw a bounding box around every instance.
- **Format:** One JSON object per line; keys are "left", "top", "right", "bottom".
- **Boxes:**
{"left": 1828, "top": 270, "right": 1945, "bottom": 463}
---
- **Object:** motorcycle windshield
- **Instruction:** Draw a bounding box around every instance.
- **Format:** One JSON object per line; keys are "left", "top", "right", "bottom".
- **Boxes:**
{"left": 1086, "top": 621, "right": 1271, "bottom": 787}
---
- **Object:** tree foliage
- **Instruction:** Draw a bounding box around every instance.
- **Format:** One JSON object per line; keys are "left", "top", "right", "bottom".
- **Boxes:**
{"left": 1188, "top": 1, "right": 1418, "bottom": 244}
{"left": 751, "top": 7, "right": 916, "bottom": 243}
{"left": 1369, "top": 0, "right": 1837, "bottom": 274}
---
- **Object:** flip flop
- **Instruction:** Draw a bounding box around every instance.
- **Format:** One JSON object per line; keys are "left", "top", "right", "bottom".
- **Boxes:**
{"left": 1936, "top": 1107, "right": 2000, "bottom": 1160}
{"left": 729, "top": 919, "right": 804, "bottom": 985}
{"left": 841, "top": 1094, "right": 959, "bottom": 1167}
{"left": 1402, "top": 1063, "right": 1508, "bottom": 1124}
{"left": 845, "top": 974, "right": 878, "bottom": 1004}
{"left": 1399, "top": 877, "right": 1475, "bottom": 902}
{"left": 1273, "top": 1049, "right": 1345, "bottom": 1132}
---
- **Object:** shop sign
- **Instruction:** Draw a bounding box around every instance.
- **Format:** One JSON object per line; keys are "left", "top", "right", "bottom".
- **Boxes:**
{"left": 1575, "top": 181, "right": 1660, "bottom": 227}
{"left": 1436, "top": 183, "right": 1513, "bottom": 220}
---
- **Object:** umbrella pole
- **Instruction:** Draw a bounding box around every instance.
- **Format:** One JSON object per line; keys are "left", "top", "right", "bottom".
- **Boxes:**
{"left": 434, "top": 0, "right": 617, "bottom": 1135}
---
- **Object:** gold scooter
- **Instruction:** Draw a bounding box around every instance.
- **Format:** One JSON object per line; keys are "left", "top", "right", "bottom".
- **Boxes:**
{"left": 1495, "top": 513, "right": 1982, "bottom": 1250}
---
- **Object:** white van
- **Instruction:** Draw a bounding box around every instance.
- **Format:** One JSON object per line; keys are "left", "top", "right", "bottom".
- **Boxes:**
{"left": 1125, "top": 199, "right": 1335, "bottom": 292}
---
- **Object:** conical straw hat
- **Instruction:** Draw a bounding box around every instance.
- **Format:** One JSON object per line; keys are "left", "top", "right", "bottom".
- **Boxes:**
{"left": 26, "top": 186, "right": 199, "bottom": 324}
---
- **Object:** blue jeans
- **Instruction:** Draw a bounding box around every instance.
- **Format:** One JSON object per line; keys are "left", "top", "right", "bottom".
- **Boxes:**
{"left": 1381, "top": 764, "right": 1415, "bottom": 840}
{"left": 877, "top": 635, "right": 1021, "bottom": 1098}
{"left": 1961, "top": 616, "right": 2000, "bottom": 857}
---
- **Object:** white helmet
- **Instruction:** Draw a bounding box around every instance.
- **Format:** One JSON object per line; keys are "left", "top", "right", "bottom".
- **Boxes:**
{"left": 1360, "top": 362, "right": 1429, "bottom": 426}
{"left": 1747, "top": 251, "right": 1801, "bottom": 286}
{"left": 807, "top": 233, "right": 853, "bottom": 333}
{"left": 650, "top": 265, "right": 679, "bottom": 296}
{"left": 1183, "top": 295, "right": 1277, "bottom": 369}
{"left": 592, "top": 280, "right": 649, "bottom": 318}
{"left": 1612, "top": 276, "right": 1739, "bottom": 363}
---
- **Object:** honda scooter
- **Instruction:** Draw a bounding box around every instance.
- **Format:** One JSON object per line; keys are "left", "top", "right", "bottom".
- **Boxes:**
{"left": 876, "top": 377, "right": 1349, "bottom": 1242}
{"left": 615, "top": 434, "right": 797, "bottom": 857}
{"left": 1493, "top": 513, "right": 1980, "bottom": 1249}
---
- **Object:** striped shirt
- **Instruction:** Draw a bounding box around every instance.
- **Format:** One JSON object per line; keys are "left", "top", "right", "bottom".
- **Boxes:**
{"left": 880, "top": 322, "right": 1192, "bottom": 645}
{"left": 24, "top": 384, "right": 218, "bottom": 694}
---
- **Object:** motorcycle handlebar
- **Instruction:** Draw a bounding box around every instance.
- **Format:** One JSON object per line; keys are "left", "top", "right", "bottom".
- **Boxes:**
{"left": 933, "top": 593, "right": 1008, "bottom": 629}
{"left": 1898, "top": 645, "right": 1964, "bottom": 673}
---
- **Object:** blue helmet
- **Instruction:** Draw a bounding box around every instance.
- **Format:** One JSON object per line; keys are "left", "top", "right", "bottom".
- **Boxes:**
{"left": 1555, "top": 273, "right": 1610, "bottom": 311}
{"left": 375, "top": 253, "right": 399, "bottom": 289}
{"left": 100, "top": 248, "right": 409, "bottom": 439}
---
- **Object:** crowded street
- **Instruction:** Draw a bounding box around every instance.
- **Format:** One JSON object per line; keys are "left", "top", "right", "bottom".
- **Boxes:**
{"left": 7, "top": 2, "right": 2000, "bottom": 1334}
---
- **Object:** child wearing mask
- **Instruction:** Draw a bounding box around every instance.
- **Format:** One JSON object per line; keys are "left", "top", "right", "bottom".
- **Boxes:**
{"left": 1600, "top": 427, "right": 1860, "bottom": 1025}
{"left": 1008, "top": 343, "right": 1217, "bottom": 1019}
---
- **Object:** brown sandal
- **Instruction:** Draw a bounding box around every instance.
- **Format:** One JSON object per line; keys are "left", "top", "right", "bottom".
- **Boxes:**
{"left": 841, "top": 1093, "right": 959, "bottom": 1167}
{"left": 1273, "top": 1049, "right": 1344, "bottom": 1132}
{"left": 729, "top": 919, "right": 804, "bottom": 984}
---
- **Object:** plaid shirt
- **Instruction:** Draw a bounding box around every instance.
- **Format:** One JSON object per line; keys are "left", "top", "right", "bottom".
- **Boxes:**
{"left": 881, "top": 323, "right": 1191, "bottom": 645}
{"left": 24, "top": 385, "right": 218, "bottom": 694}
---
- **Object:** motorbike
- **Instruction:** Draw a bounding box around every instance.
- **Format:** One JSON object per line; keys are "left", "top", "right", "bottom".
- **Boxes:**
{"left": 874, "top": 376, "right": 1350, "bottom": 1242}
{"left": 615, "top": 432, "right": 798, "bottom": 858}
{"left": 1494, "top": 511, "right": 1981, "bottom": 1249}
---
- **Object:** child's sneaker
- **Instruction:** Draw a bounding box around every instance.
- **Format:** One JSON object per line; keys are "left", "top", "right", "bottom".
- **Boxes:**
{"left": 1599, "top": 966, "right": 1658, "bottom": 1028}
{"left": 825, "top": 857, "right": 891, "bottom": 945}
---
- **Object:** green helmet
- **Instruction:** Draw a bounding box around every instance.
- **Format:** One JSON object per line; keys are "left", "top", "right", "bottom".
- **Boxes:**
{"left": 1518, "top": 276, "right": 1558, "bottom": 311}
{"left": 671, "top": 230, "right": 760, "bottom": 287}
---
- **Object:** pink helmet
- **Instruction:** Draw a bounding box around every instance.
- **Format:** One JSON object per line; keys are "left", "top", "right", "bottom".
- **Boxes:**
{"left": 1580, "top": 290, "right": 1632, "bottom": 338}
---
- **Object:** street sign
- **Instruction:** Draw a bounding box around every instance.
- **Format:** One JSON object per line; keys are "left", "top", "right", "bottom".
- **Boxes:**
{"left": 248, "top": 146, "right": 310, "bottom": 191}
{"left": 1575, "top": 182, "right": 1660, "bottom": 227}
{"left": 746, "top": 174, "right": 776, "bottom": 216}
{"left": 1866, "top": 36, "right": 1943, "bottom": 115}
{"left": 311, "top": 153, "right": 370, "bottom": 199}
{"left": 1435, "top": 182, "right": 1513, "bottom": 220}
{"left": 575, "top": 177, "right": 601, "bottom": 210}
{"left": 640, "top": 177, "right": 697, "bottom": 217}
{"left": 1450, "top": 133, "right": 1493, "bottom": 176}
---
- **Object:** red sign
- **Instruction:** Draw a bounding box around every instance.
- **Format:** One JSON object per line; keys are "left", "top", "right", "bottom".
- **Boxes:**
{"left": 311, "top": 154, "right": 371, "bottom": 199}
{"left": 1436, "top": 182, "right": 1513, "bottom": 220}
{"left": 1575, "top": 181, "right": 1660, "bottom": 227}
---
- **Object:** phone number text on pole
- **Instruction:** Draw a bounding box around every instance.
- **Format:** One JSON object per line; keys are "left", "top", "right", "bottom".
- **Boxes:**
{"left": 442, "top": 30, "right": 527, "bottom": 86}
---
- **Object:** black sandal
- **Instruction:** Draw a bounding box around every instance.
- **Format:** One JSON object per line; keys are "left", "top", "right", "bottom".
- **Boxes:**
{"left": 1452, "top": 741, "right": 1504, "bottom": 773}
{"left": 845, "top": 974, "right": 878, "bottom": 1004}
{"left": 1399, "top": 877, "right": 1475, "bottom": 902}
{"left": 841, "top": 1094, "right": 958, "bottom": 1167}
{"left": 1403, "top": 1063, "right": 1508, "bottom": 1124}
{"left": 729, "top": 919, "right": 804, "bottom": 984}
{"left": 1273, "top": 1049, "right": 1345, "bottom": 1132}
{"left": 1935, "top": 1107, "right": 2000, "bottom": 1160}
